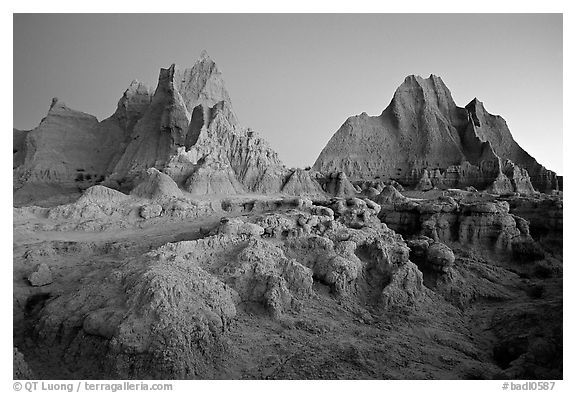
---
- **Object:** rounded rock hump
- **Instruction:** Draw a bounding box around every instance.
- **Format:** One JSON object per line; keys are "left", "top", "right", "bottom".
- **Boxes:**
{"left": 77, "top": 185, "right": 129, "bottom": 204}
{"left": 130, "top": 168, "right": 183, "bottom": 200}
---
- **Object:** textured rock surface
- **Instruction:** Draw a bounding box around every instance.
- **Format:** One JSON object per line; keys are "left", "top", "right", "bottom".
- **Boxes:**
{"left": 139, "top": 203, "right": 163, "bottom": 219}
{"left": 14, "top": 83, "right": 153, "bottom": 196}
{"left": 319, "top": 172, "right": 357, "bottom": 197}
{"left": 14, "top": 99, "right": 100, "bottom": 188}
{"left": 465, "top": 99, "right": 558, "bottom": 192}
{"left": 13, "top": 53, "right": 562, "bottom": 381}
{"left": 225, "top": 239, "right": 314, "bottom": 318}
{"left": 109, "top": 54, "right": 288, "bottom": 193}
{"left": 281, "top": 169, "right": 325, "bottom": 196}
{"left": 31, "top": 238, "right": 240, "bottom": 379}
{"left": 13, "top": 347, "right": 35, "bottom": 379}
{"left": 14, "top": 52, "right": 289, "bottom": 206}
{"left": 425, "top": 242, "right": 456, "bottom": 272}
{"left": 13, "top": 129, "right": 29, "bottom": 170}
{"left": 130, "top": 168, "right": 183, "bottom": 200}
{"left": 504, "top": 194, "right": 563, "bottom": 257}
{"left": 183, "top": 152, "right": 246, "bottom": 195}
{"left": 13, "top": 187, "right": 562, "bottom": 379}
{"left": 314, "top": 75, "right": 557, "bottom": 193}
{"left": 377, "top": 191, "right": 541, "bottom": 261}
{"left": 27, "top": 263, "right": 53, "bottom": 286}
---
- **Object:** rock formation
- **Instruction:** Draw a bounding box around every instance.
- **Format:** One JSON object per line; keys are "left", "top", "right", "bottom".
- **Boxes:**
{"left": 318, "top": 172, "right": 357, "bottom": 197}
{"left": 374, "top": 186, "right": 544, "bottom": 261}
{"left": 27, "top": 263, "right": 53, "bottom": 287}
{"left": 13, "top": 129, "right": 29, "bottom": 170}
{"left": 183, "top": 152, "right": 246, "bottom": 196}
{"left": 14, "top": 82, "right": 154, "bottom": 195}
{"left": 13, "top": 348, "right": 35, "bottom": 379}
{"left": 108, "top": 53, "right": 289, "bottom": 194}
{"left": 130, "top": 168, "right": 183, "bottom": 200}
{"left": 12, "top": 53, "right": 563, "bottom": 381}
{"left": 314, "top": 75, "right": 558, "bottom": 193}
{"left": 14, "top": 52, "right": 293, "bottom": 204}
{"left": 14, "top": 99, "right": 101, "bottom": 189}
{"left": 280, "top": 169, "right": 325, "bottom": 196}
{"left": 465, "top": 99, "right": 558, "bottom": 192}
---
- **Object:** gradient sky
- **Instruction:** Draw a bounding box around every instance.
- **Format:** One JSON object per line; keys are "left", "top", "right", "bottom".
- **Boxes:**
{"left": 13, "top": 14, "right": 563, "bottom": 173}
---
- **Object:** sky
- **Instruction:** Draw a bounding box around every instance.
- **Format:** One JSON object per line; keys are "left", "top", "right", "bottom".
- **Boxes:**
{"left": 13, "top": 14, "right": 563, "bottom": 173}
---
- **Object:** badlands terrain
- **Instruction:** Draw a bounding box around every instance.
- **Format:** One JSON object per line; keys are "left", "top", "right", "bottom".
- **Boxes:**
{"left": 13, "top": 52, "right": 562, "bottom": 379}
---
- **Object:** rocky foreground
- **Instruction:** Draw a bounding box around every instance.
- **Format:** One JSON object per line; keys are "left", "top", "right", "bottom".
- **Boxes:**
{"left": 13, "top": 52, "right": 562, "bottom": 379}
{"left": 13, "top": 180, "right": 562, "bottom": 379}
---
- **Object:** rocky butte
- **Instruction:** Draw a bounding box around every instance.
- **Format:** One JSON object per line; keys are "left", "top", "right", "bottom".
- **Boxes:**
{"left": 313, "top": 75, "right": 559, "bottom": 194}
{"left": 13, "top": 54, "right": 562, "bottom": 380}
{"left": 14, "top": 51, "right": 297, "bottom": 205}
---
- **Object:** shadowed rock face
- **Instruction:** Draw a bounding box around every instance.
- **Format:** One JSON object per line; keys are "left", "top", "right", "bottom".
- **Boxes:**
{"left": 13, "top": 129, "right": 30, "bottom": 170}
{"left": 314, "top": 75, "right": 558, "bottom": 193}
{"left": 465, "top": 99, "right": 558, "bottom": 192}
{"left": 374, "top": 186, "right": 544, "bottom": 262}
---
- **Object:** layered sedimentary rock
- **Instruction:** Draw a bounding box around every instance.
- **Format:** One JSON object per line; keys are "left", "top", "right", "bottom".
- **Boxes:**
{"left": 23, "top": 197, "right": 428, "bottom": 378}
{"left": 318, "top": 172, "right": 357, "bottom": 197}
{"left": 281, "top": 169, "right": 325, "bottom": 196}
{"left": 130, "top": 168, "right": 183, "bottom": 200}
{"left": 465, "top": 99, "right": 557, "bottom": 192}
{"left": 314, "top": 75, "right": 557, "bottom": 193}
{"left": 14, "top": 52, "right": 292, "bottom": 201}
{"left": 14, "top": 82, "right": 153, "bottom": 194}
{"left": 109, "top": 53, "right": 289, "bottom": 193}
{"left": 183, "top": 152, "right": 246, "bottom": 195}
{"left": 14, "top": 99, "right": 101, "bottom": 188}
{"left": 33, "top": 238, "right": 240, "bottom": 379}
{"left": 503, "top": 194, "right": 563, "bottom": 256}
{"left": 102, "top": 80, "right": 154, "bottom": 173}
{"left": 13, "top": 129, "right": 29, "bottom": 170}
{"left": 374, "top": 186, "right": 543, "bottom": 261}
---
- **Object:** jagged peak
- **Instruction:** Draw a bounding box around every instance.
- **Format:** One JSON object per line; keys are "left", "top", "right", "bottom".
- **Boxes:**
{"left": 389, "top": 74, "right": 457, "bottom": 118}
{"left": 198, "top": 49, "right": 212, "bottom": 62}
{"left": 160, "top": 64, "right": 177, "bottom": 79}
{"left": 126, "top": 79, "right": 149, "bottom": 91}
{"left": 465, "top": 98, "right": 506, "bottom": 121}
{"left": 47, "top": 97, "right": 90, "bottom": 116}
{"left": 170, "top": 53, "right": 231, "bottom": 113}
{"left": 466, "top": 97, "right": 485, "bottom": 111}
{"left": 395, "top": 74, "right": 452, "bottom": 96}
{"left": 49, "top": 97, "right": 67, "bottom": 111}
{"left": 41, "top": 97, "right": 97, "bottom": 124}
{"left": 402, "top": 74, "right": 445, "bottom": 85}
{"left": 122, "top": 80, "right": 152, "bottom": 97}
